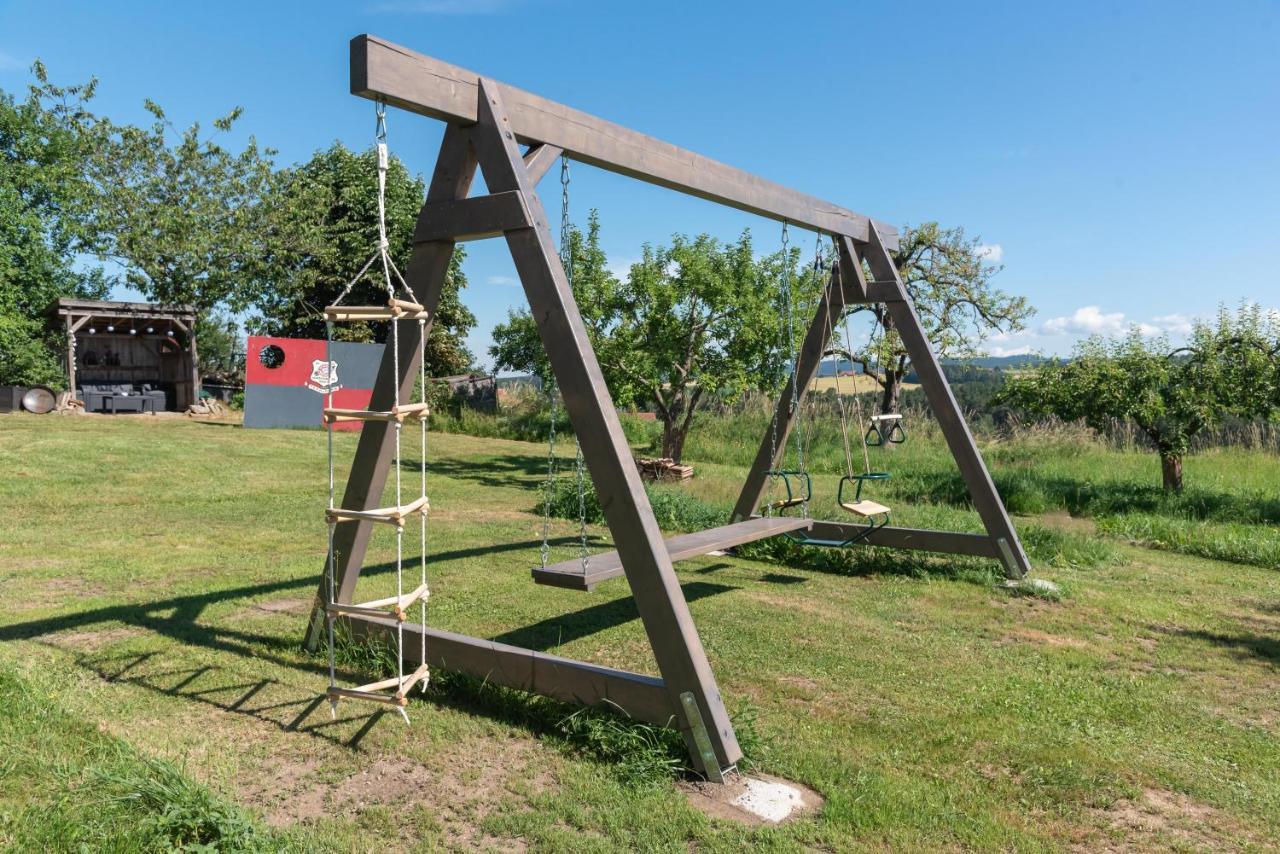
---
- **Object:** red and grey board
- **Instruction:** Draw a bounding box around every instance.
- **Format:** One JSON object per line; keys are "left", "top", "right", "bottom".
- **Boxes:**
{"left": 243, "top": 336, "right": 385, "bottom": 431}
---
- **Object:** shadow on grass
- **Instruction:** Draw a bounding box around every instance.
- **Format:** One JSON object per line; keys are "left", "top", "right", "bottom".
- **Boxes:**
{"left": 1174, "top": 629, "right": 1280, "bottom": 666}
{"left": 403, "top": 453, "right": 549, "bottom": 490}
{"left": 0, "top": 536, "right": 738, "bottom": 755}
{"left": 492, "top": 581, "right": 735, "bottom": 651}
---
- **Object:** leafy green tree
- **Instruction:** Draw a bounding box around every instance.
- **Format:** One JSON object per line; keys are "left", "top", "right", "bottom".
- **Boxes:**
{"left": 0, "top": 63, "right": 109, "bottom": 388}
{"left": 855, "top": 222, "right": 1032, "bottom": 413}
{"left": 997, "top": 304, "right": 1279, "bottom": 491}
{"left": 76, "top": 98, "right": 277, "bottom": 315}
{"left": 491, "top": 214, "right": 799, "bottom": 462}
{"left": 251, "top": 143, "right": 475, "bottom": 376}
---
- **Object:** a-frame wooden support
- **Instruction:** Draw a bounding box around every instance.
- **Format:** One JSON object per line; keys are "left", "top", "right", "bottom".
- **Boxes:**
{"left": 307, "top": 78, "right": 741, "bottom": 778}
{"left": 730, "top": 233, "right": 1032, "bottom": 578}
{"left": 306, "top": 34, "right": 1031, "bottom": 778}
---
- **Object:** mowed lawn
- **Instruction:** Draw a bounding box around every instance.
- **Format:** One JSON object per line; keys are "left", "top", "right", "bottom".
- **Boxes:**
{"left": 0, "top": 414, "right": 1277, "bottom": 851}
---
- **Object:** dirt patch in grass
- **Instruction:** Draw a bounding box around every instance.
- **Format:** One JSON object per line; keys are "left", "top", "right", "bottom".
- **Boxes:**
{"left": 681, "top": 772, "right": 823, "bottom": 827}
{"left": 47, "top": 625, "right": 147, "bottom": 652}
{"left": 1000, "top": 627, "right": 1092, "bottom": 650}
{"left": 1082, "top": 787, "right": 1254, "bottom": 851}
{"left": 242, "top": 734, "right": 549, "bottom": 838}
{"left": 1036, "top": 510, "right": 1098, "bottom": 535}
{"left": 11, "top": 577, "right": 107, "bottom": 611}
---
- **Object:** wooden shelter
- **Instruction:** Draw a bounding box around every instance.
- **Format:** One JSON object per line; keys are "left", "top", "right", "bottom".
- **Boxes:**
{"left": 52, "top": 299, "right": 199, "bottom": 412}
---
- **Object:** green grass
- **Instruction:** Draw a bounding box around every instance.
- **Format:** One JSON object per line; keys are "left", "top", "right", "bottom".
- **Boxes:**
{"left": 1, "top": 414, "right": 1278, "bottom": 850}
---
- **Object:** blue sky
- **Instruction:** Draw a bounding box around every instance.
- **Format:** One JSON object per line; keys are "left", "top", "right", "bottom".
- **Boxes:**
{"left": 2, "top": 0, "right": 1277, "bottom": 366}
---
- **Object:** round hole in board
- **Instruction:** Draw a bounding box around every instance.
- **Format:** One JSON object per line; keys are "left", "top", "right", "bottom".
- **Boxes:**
{"left": 259, "top": 344, "right": 286, "bottom": 370}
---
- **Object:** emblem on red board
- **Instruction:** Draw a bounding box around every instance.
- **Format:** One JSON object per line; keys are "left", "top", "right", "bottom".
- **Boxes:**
{"left": 306, "top": 359, "right": 341, "bottom": 393}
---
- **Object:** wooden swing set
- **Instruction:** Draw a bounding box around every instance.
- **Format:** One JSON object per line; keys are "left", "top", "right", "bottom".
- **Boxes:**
{"left": 305, "top": 34, "right": 1032, "bottom": 780}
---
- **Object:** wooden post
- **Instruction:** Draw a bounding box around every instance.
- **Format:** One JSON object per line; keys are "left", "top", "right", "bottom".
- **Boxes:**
{"left": 859, "top": 224, "right": 1032, "bottom": 579}
{"left": 471, "top": 78, "right": 741, "bottom": 774}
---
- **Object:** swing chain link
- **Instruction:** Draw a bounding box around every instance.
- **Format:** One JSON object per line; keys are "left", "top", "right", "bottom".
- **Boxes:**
{"left": 559, "top": 156, "right": 591, "bottom": 570}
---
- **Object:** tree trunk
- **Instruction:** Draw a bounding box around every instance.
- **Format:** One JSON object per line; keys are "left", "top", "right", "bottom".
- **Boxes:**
{"left": 1160, "top": 452, "right": 1184, "bottom": 492}
{"left": 879, "top": 369, "right": 902, "bottom": 414}
{"left": 660, "top": 416, "right": 688, "bottom": 464}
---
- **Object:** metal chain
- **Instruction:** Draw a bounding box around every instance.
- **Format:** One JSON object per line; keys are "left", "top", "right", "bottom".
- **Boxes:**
{"left": 539, "top": 380, "right": 558, "bottom": 569}
{"left": 558, "top": 156, "right": 591, "bottom": 570}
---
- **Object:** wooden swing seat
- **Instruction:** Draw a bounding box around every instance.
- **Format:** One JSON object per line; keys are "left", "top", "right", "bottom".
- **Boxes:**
{"left": 839, "top": 499, "right": 891, "bottom": 517}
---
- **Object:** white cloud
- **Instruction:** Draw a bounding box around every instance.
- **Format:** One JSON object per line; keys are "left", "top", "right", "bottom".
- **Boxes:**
{"left": 987, "top": 344, "right": 1034, "bottom": 357}
{"left": 1043, "top": 305, "right": 1127, "bottom": 336}
{"left": 1150, "top": 313, "right": 1194, "bottom": 335}
{"left": 486, "top": 275, "right": 518, "bottom": 287}
{"left": 975, "top": 243, "right": 1004, "bottom": 263}
{"left": 368, "top": 0, "right": 510, "bottom": 13}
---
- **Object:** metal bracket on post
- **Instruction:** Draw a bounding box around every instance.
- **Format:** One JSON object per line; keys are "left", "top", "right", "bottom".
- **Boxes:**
{"left": 680, "top": 691, "right": 728, "bottom": 783}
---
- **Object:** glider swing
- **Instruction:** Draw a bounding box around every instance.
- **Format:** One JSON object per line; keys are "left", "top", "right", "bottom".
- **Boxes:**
{"left": 763, "top": 231, "right": 894, "bottom": 548}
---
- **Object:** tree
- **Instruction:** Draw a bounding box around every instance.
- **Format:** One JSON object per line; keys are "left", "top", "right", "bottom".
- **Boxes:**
{"left": 853, "top": 222, "right": 1033, "bottom": 413}
{"left": 491, "top": 214, "right": 799, "bottom": 463}
{"left": 251, "top": 143, "right": 475, "bottom": 377}
{"left": 0, "top": 63, "right": 110, "bottom": 387}
{"left": 997, "top": 304, "right": 1279, "bottom": 491}
{"left": 76, "top": 98, "right": 278, "bottom": 315}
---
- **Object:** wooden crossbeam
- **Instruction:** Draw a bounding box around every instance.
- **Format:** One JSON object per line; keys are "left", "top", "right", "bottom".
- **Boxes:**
{"left": 351, "top": 35, "right": 897, "bottom": 248}
{"left": 532, "top": 516, "right": 813, "bottom": 591}
{"left": 413, "top": 190, "right": 532, "bottom": 243}
{"left": 342, "top": 614, "right": 675, "bottom": 726}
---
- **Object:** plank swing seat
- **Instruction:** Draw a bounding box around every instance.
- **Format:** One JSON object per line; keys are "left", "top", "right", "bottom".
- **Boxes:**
{"left": 532, "top": 515, "right": 813, "bottom": 590}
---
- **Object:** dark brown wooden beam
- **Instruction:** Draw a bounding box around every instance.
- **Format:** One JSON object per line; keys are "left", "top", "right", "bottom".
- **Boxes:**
{"left": 413, "top": 190, "right": 532, "bottom": 243}
{"left": 343, "top": 615, "right": 676, "bottom": 726}
{"left": 351, "top": 34, "right": 898, "bottom": 248}
{"left": 805, "top": 522, "right": 1003, "bottom": 557}
{"left": 522, "top": 143, "right": 563, "bottom": 184}
{"left": 473, "top": 77, "right": 742, "bottom": 774}
{"left": 860, "top": 224, "right": 1032, "bottom": 579}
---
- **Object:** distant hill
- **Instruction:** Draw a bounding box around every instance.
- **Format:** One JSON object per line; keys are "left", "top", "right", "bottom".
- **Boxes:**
{"left": 946, "top": 355, "right": 1051, "bottom": 369}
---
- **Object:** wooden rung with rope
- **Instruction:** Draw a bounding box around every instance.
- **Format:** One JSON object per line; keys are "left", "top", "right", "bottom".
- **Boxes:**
{"left": 328, "top": 582, "right": 429, "bottom": 621}
{"left": 327, "top": 685, "right": 409, "bottom": 707}
{"left": 323, "top": 402, "right": 430, "bottom": 423}
{"left": 324, "top": 305, "right": 429, "bottom": 322}
{"left": 326, "top": 495, "right": 429, "bottom": 526}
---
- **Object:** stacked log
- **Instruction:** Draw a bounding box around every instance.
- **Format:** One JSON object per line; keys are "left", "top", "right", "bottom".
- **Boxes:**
{"left": 636, "top": 457, "right": 694, "bottom": 481}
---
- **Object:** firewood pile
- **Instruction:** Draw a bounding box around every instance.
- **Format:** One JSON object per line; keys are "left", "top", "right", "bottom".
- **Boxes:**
{"left": 636, "top": 457, "right": 694, "bottom": 481}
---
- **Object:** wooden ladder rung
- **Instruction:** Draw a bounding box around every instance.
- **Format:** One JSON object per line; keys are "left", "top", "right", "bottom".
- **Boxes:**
{"left": 324, "top": 301, "right": 429, "bottom": 322}
{"left": 331, "top": 582, "right": 429, "bottom": 621}
{"left": 326, "top": 495, "right": 429, "bottom": 526}
{"left": 327, "top": 685, "right": 408, "bottom": 707}
{"left": 324, "top": 402, "right": 431, "bottom": 423}
{"left": 397, "top": 663, "right": 430, "bottom": 697}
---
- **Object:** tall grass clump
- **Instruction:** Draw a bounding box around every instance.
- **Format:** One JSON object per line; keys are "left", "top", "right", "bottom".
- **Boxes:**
{"left": 1097, "top": 513, "right": 1280, "bottom": 569}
